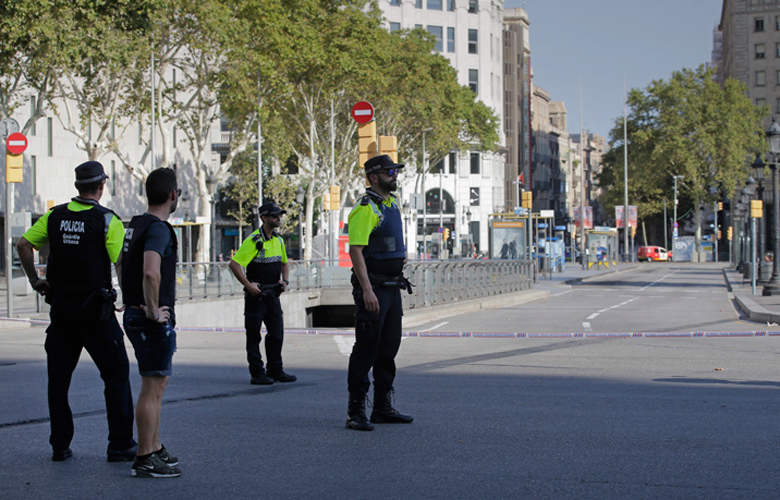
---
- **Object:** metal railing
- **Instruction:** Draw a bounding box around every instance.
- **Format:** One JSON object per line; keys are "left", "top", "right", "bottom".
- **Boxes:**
{"left": 173, "top": 259, "right": 537, "bottom": 305}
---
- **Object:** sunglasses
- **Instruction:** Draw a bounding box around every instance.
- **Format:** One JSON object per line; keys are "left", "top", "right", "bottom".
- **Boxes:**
{"left": 175, "top": 188, "right": 182, "bottom": 197}
{"left": 382, "top": 169, "right": 399, "bottom": 177}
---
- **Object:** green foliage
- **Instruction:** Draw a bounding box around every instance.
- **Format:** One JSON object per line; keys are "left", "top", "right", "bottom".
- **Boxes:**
{"left": 597, "top": 65, "right": 767, "bottom": 240}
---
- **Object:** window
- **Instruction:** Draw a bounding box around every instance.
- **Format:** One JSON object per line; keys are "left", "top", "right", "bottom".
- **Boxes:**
{"left": 389, "top": 22, "right": 401, "bottom": 32}
{"left": 415, "top": 0, "right": 422, "bottom": 7}
{"left": 777, "top": 69, "right": 780, "bottom": 84}
{"left": 31, "top": 156, "right": 36, "bottom": 195}
{"left": 111, "top": 160, "right": 116, "bottom": 196}
{"left": 47, "top": 118, "right": 52, "bottom": 156}
{"left": 468, "top": 0, "right": 478, "bottom": 13}
{"left": 470, "top": 152, "right": 480, "bottom": 174}
{"left": 29, "top": 96, "right": 36, "bottom": 135}
{"left": 427, "top": 25, "right": 443, "bottom": 51}
{"left": 756, "top": 70, "right": 766, "bottom": 86}
{"left": 390, "top": 0, "right": 400, "bottom": 5}
{"left": 447, "top": 0, "right": 455, "bottom": 11}
{"left": 777, "top": 97, "right": 780, "bottom": 113}
{"left": 776, "top": 15, "right": 780, "bottom": 30}
{"left": 468, "top": 29, "right": 478, "bottom": 54}
{"left": 755, "top": 17, "right": 765, "bottom": 32}
{"left": 427, "top": 0, "right": 442, "bottom": 9}
{"left": 432, "top": 158, "right": 444, "bottom": 174}
{"left": 415, "top": 24, "right": 422, "bottom": 29}
{"left": 756, "top": 98, "right": 767, "bottom": 107}
{"left": 449, "top": 152, "right": 457, "bottom": 174}
{"left": 777, "top": 42, "right": 780, "bottom": 58}
{"left": 756, "top": 43, "right": 766, "bottom": 59}
{"left": 447, "top": 27, "right": 455, "bottom": 52}
{"left": 468, "top": 69, "right": 478, "bottom": 94}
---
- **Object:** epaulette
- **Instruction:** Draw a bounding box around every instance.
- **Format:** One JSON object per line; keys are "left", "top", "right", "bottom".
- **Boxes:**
{"left": 360, "top": 195, "right": 371, "bottom": 206}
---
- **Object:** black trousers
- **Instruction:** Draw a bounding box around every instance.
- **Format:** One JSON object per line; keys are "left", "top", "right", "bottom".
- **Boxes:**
{"left": 244, "top": 294, "right": 285, "bottom": 377}
{"left": 45, "top": 307, "right": 135, "bottom": 452}
{"left": 348, "top": 284, "right": 403, "bottom": 396}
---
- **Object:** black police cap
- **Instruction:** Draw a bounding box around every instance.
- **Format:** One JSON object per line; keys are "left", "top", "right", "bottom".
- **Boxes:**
{"left": 74, "top": 161, "right": 109, "bottom": 184}
{"left": 364, "top": 154, "right": 405, "bottom": 175}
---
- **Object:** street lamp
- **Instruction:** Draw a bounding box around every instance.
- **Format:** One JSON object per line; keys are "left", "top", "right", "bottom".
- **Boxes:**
{"left": 762, "top": 118, "right": 780, "bottom": 295}
{"left": 296, "top": 186, "right": 305, "bottom": 260}
{"left": 672, "top": 175, "right": 684, "bottom": 246}
{"left": 206, "top": 175, "right": 218, "bottom": 263}
{"left": 752, "top": 154, "right": 767, "bottom": 279}
{"left": 421, "top": 127, "right": 433, "bottom": 259}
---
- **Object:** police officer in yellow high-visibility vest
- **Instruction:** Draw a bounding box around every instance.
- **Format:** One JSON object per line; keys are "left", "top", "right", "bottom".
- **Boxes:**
{"left": 229, "top": 202, "right": 296, "bottom": 385}
{"left": 346, "top": 155, "right": 413, "bottom": 431}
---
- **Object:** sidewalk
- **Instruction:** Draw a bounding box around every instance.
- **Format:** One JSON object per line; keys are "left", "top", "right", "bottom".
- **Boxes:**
{"left": 724, "top": 267, "right": 780, "bottom": 325}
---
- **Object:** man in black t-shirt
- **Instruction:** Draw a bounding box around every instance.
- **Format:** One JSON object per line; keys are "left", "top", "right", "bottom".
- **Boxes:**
{"left": 121, "top": 168, "right": 181, "bottom": 478}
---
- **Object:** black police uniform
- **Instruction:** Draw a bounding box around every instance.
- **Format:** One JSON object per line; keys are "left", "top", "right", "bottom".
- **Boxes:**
{"left": 44, "top": 199, "right": 135, "bottom": 454}
{"left": 348, "top": 189, "right": 406, "bottom": 397}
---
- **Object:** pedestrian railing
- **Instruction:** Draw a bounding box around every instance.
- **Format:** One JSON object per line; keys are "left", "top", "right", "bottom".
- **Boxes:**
{"left": 172, "top": 259, "right": 537, "bottom": 305}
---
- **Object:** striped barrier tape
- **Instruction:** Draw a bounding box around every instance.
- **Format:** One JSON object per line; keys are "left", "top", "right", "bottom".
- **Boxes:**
{"left": 3, "top": 317, "right": 779, "bottom": 339}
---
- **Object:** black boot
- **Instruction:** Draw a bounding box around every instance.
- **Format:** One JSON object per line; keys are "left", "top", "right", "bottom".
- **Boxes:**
{"left": 370, "top": 391, "right": 413, "bottom": 424}
{"left": 346, "top": 393, "right": 374, "bottom": 431}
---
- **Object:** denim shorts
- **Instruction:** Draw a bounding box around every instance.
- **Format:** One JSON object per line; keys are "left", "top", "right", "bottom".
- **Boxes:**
{"left": 123, "top": 307, "right": 176, "bottom": 377}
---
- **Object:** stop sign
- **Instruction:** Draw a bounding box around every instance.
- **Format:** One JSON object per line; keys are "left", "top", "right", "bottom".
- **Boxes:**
{"left": 6, "top": 132, "right": 27, "bottom": 155}
{"left": 351, "top": 101, "right": 374, "bottom": 124}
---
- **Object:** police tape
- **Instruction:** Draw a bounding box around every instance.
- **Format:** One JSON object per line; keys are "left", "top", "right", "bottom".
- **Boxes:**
{"left": 4, "top": 317, "right": 779, "bottom": 339}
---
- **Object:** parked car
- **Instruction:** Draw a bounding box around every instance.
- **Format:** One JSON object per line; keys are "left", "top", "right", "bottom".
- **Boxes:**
{"left": 637, "top": 246, "right": 672, "bottom": 262}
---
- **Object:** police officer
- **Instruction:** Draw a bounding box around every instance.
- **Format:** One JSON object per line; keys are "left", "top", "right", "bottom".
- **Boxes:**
{"left": 17, "top": 160, "right": 136, "bottom": 462}
{"left": 229, "top": 202, "right": 296, "bottom": 385}
{"left": 346, "top": 154, "right": 413, "bottom": 431}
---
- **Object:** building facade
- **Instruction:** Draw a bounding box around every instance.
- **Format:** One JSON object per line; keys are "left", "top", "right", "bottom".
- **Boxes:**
{"left": 718, "top": 0, "right": 780, "bottom": 116}
{"left": 380, "top": 0, "right": 506, "bottom": 257}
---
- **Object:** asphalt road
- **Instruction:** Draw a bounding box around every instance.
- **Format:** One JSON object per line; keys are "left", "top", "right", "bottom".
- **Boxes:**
{"left": 2, "top": 262, "right": 780, "bottom": 499}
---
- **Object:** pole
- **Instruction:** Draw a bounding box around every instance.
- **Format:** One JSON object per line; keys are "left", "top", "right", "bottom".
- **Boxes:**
{"left": 579, "top": 79, "right": 586, "bottom": 270}
{"left": 439, "top": 161, "right": 443, "bottom": 258}
{"left": 663, "top": 198, "right": 668, "bottom": 251}
{"left": 257, "top": 73, "right": 263, "bottom": 208}
{"left": 422, "top": 130, "right": 428, "bottom": 259}
{"left": 763, "top": 160, "right": 780, "bottom": 295}
{"left": 752, "top": 215, "right": 756, "bottom": 295}
{"left": 150, "top": 50, "right": 156, "bottom": 170}
{"left": 623, "top": 79, "right": 629, "bottom": 262}
{"left": 5, "top": 180, "right": 12, "bottom": 317}
{"left": 329, "top": 97, "right": 336, "bottom": 265}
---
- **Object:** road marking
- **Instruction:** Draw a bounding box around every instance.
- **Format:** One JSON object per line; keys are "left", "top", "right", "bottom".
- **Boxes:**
{"left": 639, "top": 271, "right": 678, "bottom": 291}
{"left": 586, "top": 296, "right": 639, "bottom": 321}
{"left": 334, "top": 335, "right": 352, "bottom": 356}
{"left": 421, "top": 321, "right": 449, "bottom": 332}
{"left": 582, "top": 322, "right": 592, "bottom": 331}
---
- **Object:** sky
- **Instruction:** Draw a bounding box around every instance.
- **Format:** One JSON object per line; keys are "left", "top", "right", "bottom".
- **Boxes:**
{"left": 504, "top": 0, "right": 723, "bottom": 141}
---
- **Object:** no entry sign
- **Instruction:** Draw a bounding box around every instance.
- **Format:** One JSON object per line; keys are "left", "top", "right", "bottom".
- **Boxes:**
{"left": 6, "top": 132, "right": 27, "bottom": 155}
{"left": 351, "top": 101, "right": 374, "bottom": 124}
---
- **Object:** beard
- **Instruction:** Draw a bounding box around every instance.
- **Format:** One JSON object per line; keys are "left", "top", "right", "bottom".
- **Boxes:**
{"left": 377, "top": 176, "right": 397, "bottom": 192}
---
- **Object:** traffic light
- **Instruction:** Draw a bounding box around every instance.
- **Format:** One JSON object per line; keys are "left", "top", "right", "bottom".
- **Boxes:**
{"left": 329, "top": 185, "right": 340, "bottom": 211}
{"left": 728, "top": 226, "right": 733, "bottom": 241}
{"left": 751, "top": 199, "right": 763, "bottom": 218}
{"left": 717, "top": 230, "right": 722, "bottom": 240}
{"left": 379, "top": 135, "right": 398, "bottom": 163}
{"left": 6, "top": 153, "right": 23, "bottom": 183}
{"left": 323, "top": 192, "right": 331, "bottom": 211}
{"left": 630, "top": 225, "right": 636, "bottom": 238}
{"left": 521, "top": 190, "right": 532, "bottom": 209}
{"left": 443, "top": 228, "right": 450, "bottom": 241}
{"left": 717, "top": 201, "right": 723, "bottom": 211}
{"left": 357, "top": 121, "right": 377, "bottom": 169}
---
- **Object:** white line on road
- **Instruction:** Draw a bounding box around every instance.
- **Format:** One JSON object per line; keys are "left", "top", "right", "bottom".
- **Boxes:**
{"left": 334, "top": 335, "right": 352, "bottom": 356}
{"left": 640, "top": 271, "right": 678, "bottom": 291}
{"left": 587, "top": 296, "right": 640, "bottom": 321}
{"left": 421, "top": 321, "right": 449, "bottom": 332}
{"left": 582, "top": 322, "right": 592, "bottom": 331}
{"left": 587, "top": 313, "right": 599, "bottom": 320}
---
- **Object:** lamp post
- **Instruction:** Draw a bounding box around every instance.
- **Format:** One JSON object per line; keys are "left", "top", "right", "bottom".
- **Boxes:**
{"left": 762, "top": 118, "right": 780, "bottom": 294}
{"left": 752, "top": 153, "right": 767, "bottom": 279}
{"left": 421, "top": 127, "right": 433, "bottom": 259}
{"left": 206, "top": 175, "right": 218, "bottom": 263}
{"left": 672, "top": 175, "right": 684, "bottom": 247}
{"left": 296, "top": 186, "right": 305, "bottom": 260}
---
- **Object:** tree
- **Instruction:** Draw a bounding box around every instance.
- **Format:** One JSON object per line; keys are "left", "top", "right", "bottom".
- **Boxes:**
{"left": 596, "top": 65, "right": 767, "bottom": 253}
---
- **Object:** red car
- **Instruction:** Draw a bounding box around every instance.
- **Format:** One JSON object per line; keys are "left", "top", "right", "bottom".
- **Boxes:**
{"left": 637, "top": 246, "right": 672, "bottom": 262}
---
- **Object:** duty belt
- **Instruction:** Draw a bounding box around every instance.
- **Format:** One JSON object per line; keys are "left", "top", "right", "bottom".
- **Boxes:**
{"left": 352, "top": 271, "right": 415, "bottom": 294}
